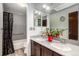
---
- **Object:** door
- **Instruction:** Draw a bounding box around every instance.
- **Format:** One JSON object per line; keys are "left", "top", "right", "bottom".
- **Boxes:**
{"left": 69, "top": 11, "right": 78, "bottom": 40}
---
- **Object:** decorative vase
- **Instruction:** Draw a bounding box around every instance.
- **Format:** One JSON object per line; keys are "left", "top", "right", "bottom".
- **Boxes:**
{"left": 48, "top": 36, "right": 53, "bottom": 42}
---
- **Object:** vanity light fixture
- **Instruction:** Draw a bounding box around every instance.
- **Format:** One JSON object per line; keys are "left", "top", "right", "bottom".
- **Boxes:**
{"left": 46, "top": 6, "right": 50, "bottom": 10}
{"left": 43, "top": 4, "right": 47, "bottom": 8}
{"left": 35, "top": 10, "right": 38, "bottom": 14}
{"left": 42, "top": 4, "right": 50, "bottom": 10}
{"left": 38, "top": 12, "right": 41, "bottom": 15}
{"left": 35, "top": 10, "right": 41, "bottom": 15}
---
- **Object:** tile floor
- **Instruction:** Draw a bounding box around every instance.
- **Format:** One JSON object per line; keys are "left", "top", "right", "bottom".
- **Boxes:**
{"left": 7, "top": 48, "right": 27, "bottom": 56}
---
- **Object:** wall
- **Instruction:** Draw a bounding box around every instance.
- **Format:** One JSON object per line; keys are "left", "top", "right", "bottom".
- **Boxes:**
{"left": 26, "top": 4, "right": 50, "bottom": 55}
{"left": 0, "top": 3, "right": 3, "bottom": 56}
{"left": 26, "top": 4, "right": 34, "bottom": 56}
{"left": 3, "top": 4, "right": 26, "bottom": 41}
{"left": 12, "top": 14, "right": 26, "bottom": 40}
{"left": 50, "top": 4, "right": 79, "bottom": 45}
{"left": 33, "top": 14, "right": 50, "bottom": 36}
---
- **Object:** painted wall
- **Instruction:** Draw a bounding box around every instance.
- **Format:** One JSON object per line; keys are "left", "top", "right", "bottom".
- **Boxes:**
{"left": 26, "top": 4, "right": 34, "bottom": 56}
{"left": 3, "top": 4, "right": 26, "bottom": 41}
{"left": 12, "top": 14, "right": 26, "bottom": 40}
{"left": 50, "top": 4, "right": 79, "bottom": 45}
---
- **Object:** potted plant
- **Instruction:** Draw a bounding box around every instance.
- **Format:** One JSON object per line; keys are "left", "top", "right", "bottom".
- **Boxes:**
{"left": 43, "top": 28, "right": 67, "bottom": 42}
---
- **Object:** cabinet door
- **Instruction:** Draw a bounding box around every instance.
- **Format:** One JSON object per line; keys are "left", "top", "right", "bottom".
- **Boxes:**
{"left": 31, "top": 40, "right": 35, "bottom": 56}
{"left": 41, "top": 46, "right": 53, "bottom": 56}
{"left": 35, "top": 44, "right": 41, "bottom": 56}
{"left": 31, "top": 41, "right": 41, "bottom": 56}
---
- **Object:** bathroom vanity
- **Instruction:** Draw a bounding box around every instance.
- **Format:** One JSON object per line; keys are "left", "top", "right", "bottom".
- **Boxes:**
{"left": 31, "top": 40, "right": 62, "bottom": 56}
{"left": 31, "top": 37, "right": 79, "bottom": 56}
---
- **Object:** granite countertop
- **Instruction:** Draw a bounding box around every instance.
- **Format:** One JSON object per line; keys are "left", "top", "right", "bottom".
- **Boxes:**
{"left": 30, "top": 36, "right": 79, "bottom": 56}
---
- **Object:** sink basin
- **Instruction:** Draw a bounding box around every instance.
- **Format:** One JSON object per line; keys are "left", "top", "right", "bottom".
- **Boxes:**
{"left": 51, "top": 42, "right": 72, "bottom": 51}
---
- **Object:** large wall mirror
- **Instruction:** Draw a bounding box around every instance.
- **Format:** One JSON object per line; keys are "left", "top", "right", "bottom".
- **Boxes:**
{"left": 33, "top": 10, "right": 47, "bottom": 27}
{"left": 42, "top": 16, "right": 47, "bottom": 27}
{"left": 69, "top": 11, "right": 78, "bottom": 40}
{"left": 34, "top": 14, "right": 41, "bottom": 27}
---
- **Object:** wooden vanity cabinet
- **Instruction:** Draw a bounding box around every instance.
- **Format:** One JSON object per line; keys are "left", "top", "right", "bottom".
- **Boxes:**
{"left": 41, "top": 46, "right": 62, "bottom": 56}
{"left": 31, "top": 40, "right": 41, "bottom": 56}
{"left": 41, "top": 46, "right": 53, "bottom": 56}
{"left": 31, "top": 40, "right": 62, "bottom": 56}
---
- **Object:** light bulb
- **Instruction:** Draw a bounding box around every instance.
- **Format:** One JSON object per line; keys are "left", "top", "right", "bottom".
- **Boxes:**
{"left": 38, "top": 12, "right": 41, "bottom": 15}
{"left": 35, "top": 10, "right": 38, "bottom": 14}
{"left": 42, "top": 4, "right": 50, "bottom": 10}
{"left": 46, "top": 6, "right": 50, "bottom": 10}
{"left": 35, "top": 10, "right": 41, "bottom": 15}
{"left": 43, "top": 4, "right": 47, "bottom": 8}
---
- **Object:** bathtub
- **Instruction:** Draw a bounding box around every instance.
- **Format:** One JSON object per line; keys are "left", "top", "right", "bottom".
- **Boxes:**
{"left": 13, "top": 39, "right": 27, "bottom": 52}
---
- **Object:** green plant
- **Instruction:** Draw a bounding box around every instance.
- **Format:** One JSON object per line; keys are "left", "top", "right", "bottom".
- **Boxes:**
{"left": 45, "top": 28, "right": 67, "bottom": 37}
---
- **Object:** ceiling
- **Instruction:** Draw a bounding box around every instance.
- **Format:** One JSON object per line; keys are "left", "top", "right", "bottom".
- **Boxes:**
{"left": 32, "top": 3, "right": 77, "bottom": 14}
{"left": 3, "top": 3, "right": 77, "bottom": 15}
{"left": 3, "top": 3, "right": 26, "bottom": 15}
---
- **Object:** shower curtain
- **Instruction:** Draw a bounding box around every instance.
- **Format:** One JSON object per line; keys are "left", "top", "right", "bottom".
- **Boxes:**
{"left": 2, "top": 12, "right": 14, "bottom": 56}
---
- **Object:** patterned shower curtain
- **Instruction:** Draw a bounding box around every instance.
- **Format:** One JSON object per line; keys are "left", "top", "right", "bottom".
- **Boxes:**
{"left": 2, "top": 12, "right": 14, "bottom": 56}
